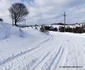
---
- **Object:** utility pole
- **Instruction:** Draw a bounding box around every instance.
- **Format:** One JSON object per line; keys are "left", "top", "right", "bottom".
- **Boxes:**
{"left": 63, "top": 12, "right": 66, "bottom": 32}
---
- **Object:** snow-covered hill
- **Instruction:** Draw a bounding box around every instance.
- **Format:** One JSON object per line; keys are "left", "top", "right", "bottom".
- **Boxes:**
{"left": 0, "top": 22, "right": 25, "bottom": 39}
{"left": 0, "top": 22, "right": 85, "bottom": 70}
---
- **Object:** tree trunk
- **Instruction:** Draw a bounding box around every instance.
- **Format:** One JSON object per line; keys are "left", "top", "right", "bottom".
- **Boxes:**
{"left": 15, "top": 19, "right": 17, "bottom": 26}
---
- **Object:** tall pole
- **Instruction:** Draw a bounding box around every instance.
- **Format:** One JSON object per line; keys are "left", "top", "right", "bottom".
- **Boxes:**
{"left": 64, "top": 12, "right": 66, "bottom": 32}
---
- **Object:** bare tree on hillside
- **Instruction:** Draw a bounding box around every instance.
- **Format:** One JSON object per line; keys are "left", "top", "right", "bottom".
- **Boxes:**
{"left": 9, "top": 3, "right": 29, "bottom": 25}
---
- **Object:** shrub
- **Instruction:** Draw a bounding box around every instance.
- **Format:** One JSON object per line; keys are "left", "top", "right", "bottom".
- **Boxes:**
{"left": 52, "top": 27, "right": 58, "bottom": 31}
{"left": 44, "top": 26, "right": 50, "bottom": 30}
{"left": 59, "top": 26, "right": 64, "bottom": 32}
{"left": 59, "top": 26, "right": 85, "bottom": 33}
{"left": 44, "top": 26, "right": 58, "bottom": 31}
{"left": 40, "top": 25, "right": 47, "bottom": 32}
{"left": 65, "top": 27, "right": 73, "bottom": 32}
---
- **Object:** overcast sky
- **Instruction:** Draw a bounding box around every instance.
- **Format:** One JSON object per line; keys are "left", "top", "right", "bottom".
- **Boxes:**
{"left": 0, "top": 0, "right": 85, "bottom": 24}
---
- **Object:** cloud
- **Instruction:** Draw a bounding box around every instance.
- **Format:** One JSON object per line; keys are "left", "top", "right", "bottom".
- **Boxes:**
{"left": 25, "top": 0, "right": 85, "bottom": 24}
{"left": 0, "top": 0, "right": 85, "bottom": 24}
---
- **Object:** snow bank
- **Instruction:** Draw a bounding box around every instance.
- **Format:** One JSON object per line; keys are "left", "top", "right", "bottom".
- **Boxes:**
{"left": 0, "top": 22, "right": 49, "bottom": 40}
{"left": 0, "top": 22, "right": 22, "bottom": 39}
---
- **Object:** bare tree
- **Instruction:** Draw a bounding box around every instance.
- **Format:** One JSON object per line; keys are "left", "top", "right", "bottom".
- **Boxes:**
{"left": 9, "top": 3, "right": 29, "bottom": 25}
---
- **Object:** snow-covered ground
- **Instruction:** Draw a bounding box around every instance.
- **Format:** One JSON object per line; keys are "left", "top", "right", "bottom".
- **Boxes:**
{"left": 0, "top": 22, "right": 85, "bottom": 70}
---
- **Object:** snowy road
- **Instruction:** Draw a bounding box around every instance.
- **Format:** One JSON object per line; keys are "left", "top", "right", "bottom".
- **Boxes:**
{"left": 0, "top": 32, "right": 85, "bottom": 70}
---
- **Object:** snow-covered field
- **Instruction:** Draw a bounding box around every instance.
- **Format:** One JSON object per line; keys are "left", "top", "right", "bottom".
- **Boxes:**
{"left": 0, "top": 22, "right": 85, "bottom": 70}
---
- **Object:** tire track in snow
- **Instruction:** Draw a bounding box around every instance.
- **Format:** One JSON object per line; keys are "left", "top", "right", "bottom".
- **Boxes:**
{"left": 80, "top": 39, "right": 85, "bottom": 50}
{"left": 71, "top": 38, "right": 82, "bottom": 67}
{"left": 65, "top": 38, "right": 77, "bottom": 67}
{"left": 8, "top": 35, "right": 54, "bottom": 70}
{"left": 29, "top": 52, "right": 51, "bottom": 70}
{"left": 0, "top": 35, "right": 53, "bottom": 67}
{"left": 41, "top": 47, "right": 63, "bottom": 70}
{"left": 62, "top": 40, "right": 73, "bottom": 68}
{"left": 29, "top": 35, "right": 54, "bottom": 70}
{"left": 54, "top": 48, "right": 64, "bottom": 70}
{"left": 48, "top": 47, "right": 64, "bottom": 70}
{"left": 41, "top": 36, "right": 68, "bottom": 70}
{"left": 76, "top": 37, "right": 85, "bottom": 69}
{"left": 64, "top": 37, "right": 83, "bottom": 69}
{"left": 77, "top": 39, "right": 85, "bottom": 68}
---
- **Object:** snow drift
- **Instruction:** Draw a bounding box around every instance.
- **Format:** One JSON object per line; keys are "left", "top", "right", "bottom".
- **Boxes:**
{"left": 0, "top": 22, "right": 24, "bottom": 39}
{"left": 0, "top": 22, "right": 49, "bottom": 40}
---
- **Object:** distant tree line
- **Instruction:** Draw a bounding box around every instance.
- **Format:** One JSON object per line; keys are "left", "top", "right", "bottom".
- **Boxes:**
{"left": 40, "top": 25, "right": 58, "bottom": 32}
{"left": 40, "top": 25, "right": 85, "bottom": 33}
{"left": 59, "top": 26, "right": 85, "bottom": 33}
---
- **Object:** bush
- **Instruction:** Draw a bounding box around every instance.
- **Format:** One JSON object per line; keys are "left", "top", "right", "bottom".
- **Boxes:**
{"left": 65, "top": 27, "right": 73, "bottom": 32}
{"left": 59, "top": 26, "right": 64, "bottom": 32}
{"left": 44, "top": 26, "right": 50, "bottom": 30}
{"left": 44, "top": 26, "right": 58, "bottom": 31}
{"left": 59, "top": 26, "right": 85, "bottom": 33}
{"left": 73, "top": 27, "right": 84, "bottom": 33}
{"left": 40, "top": 25, "right": 47, "bottom": 32}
